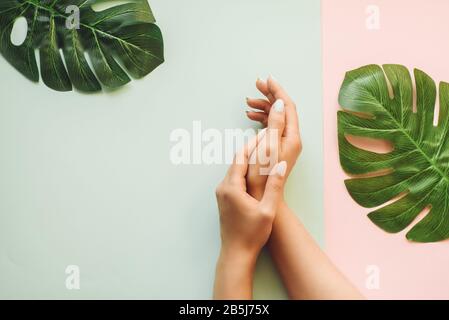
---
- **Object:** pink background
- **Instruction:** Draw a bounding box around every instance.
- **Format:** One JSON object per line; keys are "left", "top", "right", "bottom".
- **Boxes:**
{"left": 322, "top": 0, "right": 449, "bottom": 299}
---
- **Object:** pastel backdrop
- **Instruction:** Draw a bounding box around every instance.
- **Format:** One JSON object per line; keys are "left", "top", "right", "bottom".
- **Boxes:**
{"left": 323, "top": 0, "right": 449, "bottom": 299}
{"left": 0, "top": 0, "right": 323, "bottom": 298}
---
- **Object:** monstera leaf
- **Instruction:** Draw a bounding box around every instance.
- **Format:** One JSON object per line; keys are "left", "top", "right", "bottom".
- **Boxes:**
{"left": 0, "top": 0, "right": 164, "bottom": 92}
{"left": 338, "top": 64, "right": 449, "bottom": 243}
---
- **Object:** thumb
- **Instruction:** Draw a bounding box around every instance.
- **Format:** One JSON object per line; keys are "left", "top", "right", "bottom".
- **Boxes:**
{"left": 259, "top": 161, "right": 288, "bottom": 215}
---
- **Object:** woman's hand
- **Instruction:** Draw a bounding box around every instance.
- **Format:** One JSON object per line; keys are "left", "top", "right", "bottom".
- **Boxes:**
{"left": 245, "top": 77, "right": 363, "bottom": 299}
{"left": 216, "top": 131, "right": 287, "bottom": 258}
{"left": 214, "top": 76, "right": 362, "bottom": 300}
{"left": 214, "top": 132, "right": 287, "bottom": 299}
{"left": 245, "top": 76, "right": 302, "bottom": 200}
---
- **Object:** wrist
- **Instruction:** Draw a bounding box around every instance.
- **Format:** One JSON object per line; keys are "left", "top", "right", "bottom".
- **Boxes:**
{"left": 278, "top": 200, "right": 289, "bottom": 213}
{"left": 271, "top": 201, "right": 296, "bottom": 232}
{"left": 219, "top": 245, "right": 259, "bottom": 270}
{"left": 214, "top": 246, "right": 257, "bottom": 300}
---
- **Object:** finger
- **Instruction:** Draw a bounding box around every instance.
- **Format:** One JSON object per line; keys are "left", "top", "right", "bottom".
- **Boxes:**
{"left": 267, "top": 75, "right": 292, "bottom": 103}
{"left": 227, "top": 128, "right": 266, "bottom": 181}
{"left": 267, "top": 76, "right": 299, "bottom": 138}
{"left": 259, "top": 161, "right": 288, "bottom": 215}
{"left": 256, "top": 78, "right": 275, "bottom": 104}
{"left": 267, "top": 99, "right": 286, "bottom": 148}
{"left": 246, "top": 97, "right": 271, "bottom": 113}
{"left": 246, "top": 111, "right": 268, "bottom": 126}
{"left": 249, "top": 100, "right": 285, "bottom": 171}
{"left": 257, "top": 99, "right": 285, "bottom": 170}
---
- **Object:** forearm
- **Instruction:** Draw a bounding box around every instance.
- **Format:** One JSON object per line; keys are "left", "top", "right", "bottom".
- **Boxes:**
{"left": 268, "top": 202, "right": 363, "bottom": 300}
{"left": 213, "top": 248, "right": 257, "bottom": 300}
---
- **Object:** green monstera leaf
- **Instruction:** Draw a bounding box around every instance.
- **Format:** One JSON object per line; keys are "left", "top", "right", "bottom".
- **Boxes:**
{"left": 338, "top": 64, "right": 449, "bottom": 243}
{"left": 0, "top": 0, "right": 164, "bottom": 92}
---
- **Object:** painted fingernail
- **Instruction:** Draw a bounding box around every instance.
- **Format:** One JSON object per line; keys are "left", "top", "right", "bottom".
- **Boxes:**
{"left": 273, "top": 99, "right": 284, "bottom": 112}
{"left": 257, "top": 77, "right": 266, "bottom": 83}
{"left": 274, "top": 161, "right": 287, "bottom": 177}
{"left": 269, "top": 74, "right": 277, "bottom": 83}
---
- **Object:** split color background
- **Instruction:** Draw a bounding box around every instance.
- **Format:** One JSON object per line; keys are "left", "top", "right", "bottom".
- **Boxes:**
{"left": 1, "top": 0, "right": 448, "bottom": 300}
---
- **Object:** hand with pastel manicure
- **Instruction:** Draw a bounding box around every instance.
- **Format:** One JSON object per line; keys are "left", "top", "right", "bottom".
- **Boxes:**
{"left": 246, "top": 76, "right": 302, "bottom": 200}
{"left": 214, "top": 76, "right": 301, "bottom": 300}
{"left": 213, "top": 132, "right": 287, "bottom": 299}
{"left": 214, "top": 76, "right": 362, "bottom": 300}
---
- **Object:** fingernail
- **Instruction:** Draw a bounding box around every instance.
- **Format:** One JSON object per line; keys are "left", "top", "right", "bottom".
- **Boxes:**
{"left": 269, "top": 74, "right": 277, "bottom": 83}
{"left": 257, "top": 77, "right": 266, "bottom": 83}
{"left": 274, "top": 161, "right": 287, "bottom": 177}
{"left": 273, "top": 99, "right": 284, "bottom": 112}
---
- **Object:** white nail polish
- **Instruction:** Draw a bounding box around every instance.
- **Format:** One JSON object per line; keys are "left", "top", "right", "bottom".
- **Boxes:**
{"left": 269, "top": 74, "right": 277, "bottom": 83}
{"left": 273, "top": 99, "right": 284, "bottom": 112}
{"left": 257, "top": 77, "right": 266, "bottom": 83}
{"left": 275, "top": 161, "right": 287, "bottom": 177}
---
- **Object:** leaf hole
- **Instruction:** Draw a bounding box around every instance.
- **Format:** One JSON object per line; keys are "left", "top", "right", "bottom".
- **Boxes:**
{"left": 404, "top": 205, "right": 432, "bottom": 234}
{"left": 383, "top": 190, "right": 408, "bottom": 206}
{"left": 10, "top": 17, "right": 28, "bottom": 47}
{"left": 343, "top": 109, "right": 375, "bottom": 120}
{"left": 348, "top": 168, "right": 392, "bottom": 179}
{"left": 91, "top": 0, "right": 134, "bottom": 12}
{"left": 345, "top": 134, "right": 394, "bottom": 154}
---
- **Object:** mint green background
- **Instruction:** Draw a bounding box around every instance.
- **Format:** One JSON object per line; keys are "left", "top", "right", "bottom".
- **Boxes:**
{"left": 0, "top": 0, "right": 322, "bottom": 299}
